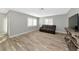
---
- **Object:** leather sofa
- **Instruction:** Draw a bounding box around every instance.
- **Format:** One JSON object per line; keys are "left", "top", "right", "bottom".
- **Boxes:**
{"left": 39, "top": 25, "right": 56, "bottom": 34}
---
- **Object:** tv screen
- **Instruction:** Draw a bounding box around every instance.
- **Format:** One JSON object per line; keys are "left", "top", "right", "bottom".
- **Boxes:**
{"left": 69, "top": 14, "right": 78, "bottom": 29}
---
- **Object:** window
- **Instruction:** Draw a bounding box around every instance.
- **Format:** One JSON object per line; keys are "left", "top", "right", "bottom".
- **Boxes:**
{"left": 4, "top": 16, "right": 7, "bottom": 33}
{"left": 33, "top": 19, "right": 37, "bottom": 26}
{"left": 28, "top": 18, "right": 33, "bottom": 26}
{"left": 27, "top": 17, "right": 37, "bottom": 26}
{"left": 44, "top": 19, "right": 49, "bottom": 25}
{"left": 44, "top": 18, "right": 53, "bottom": 25}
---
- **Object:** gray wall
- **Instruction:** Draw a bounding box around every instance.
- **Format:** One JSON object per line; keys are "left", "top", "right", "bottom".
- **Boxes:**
{"left": 7, "top": 10, "right": 39, "bottom": 37}
{"left": 53, "top": 14, "right": 67, "bottom": 33}
{"left": 0, "top": 13, "right": 6, "bottom": 34}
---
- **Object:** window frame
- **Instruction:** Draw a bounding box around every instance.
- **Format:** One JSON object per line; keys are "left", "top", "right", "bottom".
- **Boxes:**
{"left": 27, "top": 17, "right": 37, "bottom": 27}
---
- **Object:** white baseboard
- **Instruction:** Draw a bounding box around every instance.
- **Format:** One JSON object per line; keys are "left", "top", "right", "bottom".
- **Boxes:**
{"left": 56, "top": 31, "right": 66, "bottom": 34}
{"left": 9, "top": 30, "right": 38, "bottom": 38}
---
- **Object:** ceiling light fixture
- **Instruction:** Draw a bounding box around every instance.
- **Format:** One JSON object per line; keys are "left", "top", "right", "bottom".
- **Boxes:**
{"left": 41, "top": 8, "right": 44, "bottom": 10}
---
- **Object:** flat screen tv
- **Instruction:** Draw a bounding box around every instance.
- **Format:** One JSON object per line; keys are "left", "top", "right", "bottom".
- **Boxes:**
{"left": 69, "top": 14, "right": 79, "bottom": 31}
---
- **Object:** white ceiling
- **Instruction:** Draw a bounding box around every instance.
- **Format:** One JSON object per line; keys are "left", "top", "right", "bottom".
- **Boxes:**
{"left": 0, "top": 8, "right": 70, "bottom": 17}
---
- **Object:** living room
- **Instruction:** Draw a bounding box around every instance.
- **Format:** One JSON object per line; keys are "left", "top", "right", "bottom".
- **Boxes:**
{"left": 0, "top": 8, "right": 79, "bottom": 51}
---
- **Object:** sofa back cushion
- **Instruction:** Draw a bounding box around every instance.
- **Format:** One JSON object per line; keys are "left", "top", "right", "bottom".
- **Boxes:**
{"left": 42, "top": 25, "right": 56, "bottom": 30}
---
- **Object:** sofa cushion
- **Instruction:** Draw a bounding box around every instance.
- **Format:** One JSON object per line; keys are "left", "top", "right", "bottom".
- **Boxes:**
{"left": 39, "top": 25, "right": 56, "bottom": 34}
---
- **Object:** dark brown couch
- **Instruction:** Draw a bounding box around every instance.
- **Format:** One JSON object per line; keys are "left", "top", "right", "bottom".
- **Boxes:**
{"left": 39, "top": 25, "right": 56, "bottom": 34}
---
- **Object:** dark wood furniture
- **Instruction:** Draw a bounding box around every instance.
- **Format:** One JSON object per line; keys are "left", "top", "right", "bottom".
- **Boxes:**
{"left": 39, "top": 25, "right": 56, "bottom": 34}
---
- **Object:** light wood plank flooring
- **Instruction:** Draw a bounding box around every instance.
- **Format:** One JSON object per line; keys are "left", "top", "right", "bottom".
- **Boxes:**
{"left": 0, "top": 31, "right": 68, "bottom": 51}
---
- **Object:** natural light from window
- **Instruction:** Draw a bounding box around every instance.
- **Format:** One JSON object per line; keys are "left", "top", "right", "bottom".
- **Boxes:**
{"left": 27, "top": 17, "right": 37, "bottom": 27}
{"left": 3, "top": 16, "right": 7, "bottom": 33}
{"left": 44, "top": 18, "right": 53, "bottom": 25}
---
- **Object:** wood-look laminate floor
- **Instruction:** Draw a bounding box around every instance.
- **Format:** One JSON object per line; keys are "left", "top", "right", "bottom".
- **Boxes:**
{"left": 0, "top": 31, "right": 68, "bottom": 51}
